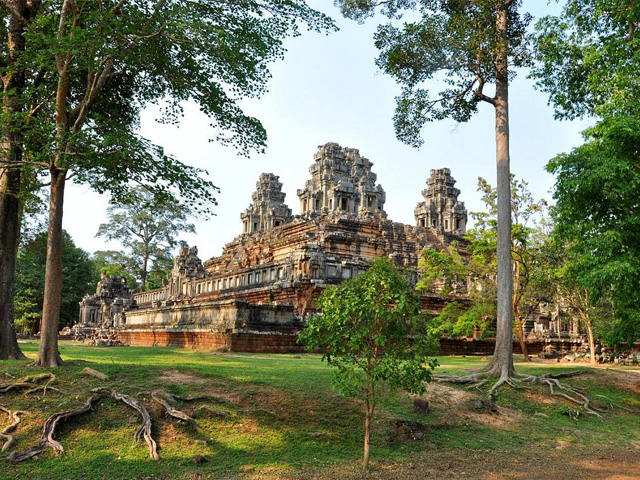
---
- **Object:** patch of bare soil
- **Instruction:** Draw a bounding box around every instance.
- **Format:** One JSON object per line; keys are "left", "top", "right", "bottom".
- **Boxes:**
{"left": 157, "top": 369, "right": 210, "bottom": 385}
{"left": 237, "top": 446, "right": 640, "bottom": 480}
{"left": 422, "top": 382, "right": 522, "bottom": 428}
{"left": 423, "top": 382, "right": 475, "bottom": 406}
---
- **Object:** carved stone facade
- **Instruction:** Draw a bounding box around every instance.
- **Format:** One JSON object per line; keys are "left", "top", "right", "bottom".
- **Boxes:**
{"left": 241, "top": 173, "right": 293, "bottom": 234}
{"left": 76, "top": 143, "right": 469, "bottom": 351}
{"left": 415, "top": 168, "right": 467, "bottom": 235}
{"left": 297, "top": 143, "right": 386, "bottom": 218}
{"left": 76, "top": 273, "right": 135, "bottom": 334}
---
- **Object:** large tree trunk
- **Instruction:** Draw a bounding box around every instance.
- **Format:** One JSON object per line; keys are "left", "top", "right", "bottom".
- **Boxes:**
{"left": 0, "top": 0, "right": 30, "bottom": 361}
{"left": 485, "top": 5, "right": 514, "bottom": 379}
{"left": 0, "top": 169, "right": 25, "bottom": 360}
{"left": 34, "top": 168, "right": 66, "bottom": 367}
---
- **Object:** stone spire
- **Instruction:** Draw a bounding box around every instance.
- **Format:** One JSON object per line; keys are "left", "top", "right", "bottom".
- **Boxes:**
{"left": 415, "top": 168, "right": 467, "bottom": 235}
{"left": 241, "top": 173, "right": 293, "bottom": 233}
{"left": 297, "top": 142, "right": 386, "bottom": 218}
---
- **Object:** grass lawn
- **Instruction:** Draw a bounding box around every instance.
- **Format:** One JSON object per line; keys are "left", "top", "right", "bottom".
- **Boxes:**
{"left": 1, "top": 341, "right": 639, "bottom": 479}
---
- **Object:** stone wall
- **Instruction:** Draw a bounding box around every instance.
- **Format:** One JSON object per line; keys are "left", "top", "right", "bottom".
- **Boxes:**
{"left": 124, "top": 299, "right": 297, "bottom": 332}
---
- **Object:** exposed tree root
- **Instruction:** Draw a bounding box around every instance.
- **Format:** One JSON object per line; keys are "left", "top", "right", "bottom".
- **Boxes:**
{"left": 95, "top": 388, "right": 159, "bottom": 461}
{"left": 172, "top": 393, "right": 230, "bottom": 404}
{"left": 7, "top": 393, "right": 103, "bottom": 462}
{"left": 151, "top": 390, "right": 203, "bottom": 434}
{"left": 433, "top": 368, "right": 616, "bottom": 416}
{"left": 515, "top": 372, "right": 606, "bottom": 417}
{"left": 0, "top": 373, "right": 56, "bottom": 394}
{"left": 1, "top": 406, "right": 25, "bottom": 453}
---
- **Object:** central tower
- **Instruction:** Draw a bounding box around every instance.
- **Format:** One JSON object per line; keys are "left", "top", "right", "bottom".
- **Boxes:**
{"left": 297, "top": 143, "right": 387, "bottom": 218}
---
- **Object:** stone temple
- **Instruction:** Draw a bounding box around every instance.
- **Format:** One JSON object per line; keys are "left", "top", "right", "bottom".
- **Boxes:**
{"left": 77, "top": 143, "right": 470, "bottom": 351}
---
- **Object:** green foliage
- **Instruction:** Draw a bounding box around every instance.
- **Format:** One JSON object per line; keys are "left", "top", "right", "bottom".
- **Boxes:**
{"left": 15, "top": 230, "right": 96, "bottom": 333}
{"left": 96, "top": 188, "right": 195, "bottom": 290}
{"left": 300, "top": 258, "right": 439, "bottom": 397}
{"left": 335, "top": 0, "right": 532, "bottom": 146}
{"left": 419, "top": 176, "right": 550, "bottom": 339}
{"left": 417, "top": 243, "right": 466, "bottom": 296}
{"left": 92, "top": 250, "right": 138, "bottom": 290}
{"left": 2, "top": 0, "right": 336, "bottom": 207}
{"left": 532, "top": 0, "right": 640, "bottom": 119}
{"left": 299, "top": 258, "right": 439, "bottom": 469}
{"left": 547, "top": 116, "right": 640, "bottom": 344}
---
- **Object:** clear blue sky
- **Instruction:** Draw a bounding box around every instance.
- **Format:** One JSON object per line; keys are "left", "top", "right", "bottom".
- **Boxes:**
{"left": 64, "top": 0, "right": 589, "bottom": 262}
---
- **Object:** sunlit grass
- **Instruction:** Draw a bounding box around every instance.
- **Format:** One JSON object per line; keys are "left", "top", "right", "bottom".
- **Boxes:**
{"left": 0, "top": 341, "right": 638, "bottom": 479}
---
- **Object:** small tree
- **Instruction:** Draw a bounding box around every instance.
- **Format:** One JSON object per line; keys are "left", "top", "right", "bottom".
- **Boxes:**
{"left": 97, "top": 189, "right": 194, "bottom": 291}
{"left": 299, "top": 258, "right": 438, "bottom": 473}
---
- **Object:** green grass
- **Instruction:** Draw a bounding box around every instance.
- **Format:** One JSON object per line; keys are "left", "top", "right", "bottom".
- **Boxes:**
{"left": 1, "top": 342, "right": 639, "bottom": 479}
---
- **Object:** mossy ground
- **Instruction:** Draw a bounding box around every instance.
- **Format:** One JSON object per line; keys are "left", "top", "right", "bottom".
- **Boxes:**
{"left": 1, "top": 341, "right": 639, "bottom": 479}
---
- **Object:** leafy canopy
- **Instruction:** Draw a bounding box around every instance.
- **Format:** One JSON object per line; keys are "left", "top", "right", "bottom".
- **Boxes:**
{"left": 335, "top": 0, "right": 532, "bottom": 146}
{"left": 2, "top": 0, "right": 336, "bottom": 207}
{"left": 547, "top": 116, "right": 640, "bottom": 343}
{"left": 532, "top": 0, "right": 640, "bottom": 119}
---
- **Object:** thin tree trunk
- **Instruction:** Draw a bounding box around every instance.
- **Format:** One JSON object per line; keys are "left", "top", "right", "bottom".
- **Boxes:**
{"left": 0, "top": 0, "right": 29, "bottom": 361}
{"left": 363, "top": 410, "right": 371, "bottom": 473}
{"left": 485, "top": 4, "right": 514, "bottom": 379}
{"left": 140, "top": 252, "right": 148, "bottom": 292}
{"left": 34, "top": 168, "right": 66, "bottom": 367}
{"left": 513, "top": 262, "right": 529, "bottom": 361}
{"left": 585, "top": 318, "right": 597, "bottom": 366}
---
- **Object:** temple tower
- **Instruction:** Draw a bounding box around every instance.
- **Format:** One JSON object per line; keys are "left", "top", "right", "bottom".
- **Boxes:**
{"left": 415, "top": 168, "right": 467, "bottom": 235}
{"left": 297, "top": 142, "right": 386, "bottom": 218}
{"left": 241, "top": 173, "right": 293, "bottom": 233}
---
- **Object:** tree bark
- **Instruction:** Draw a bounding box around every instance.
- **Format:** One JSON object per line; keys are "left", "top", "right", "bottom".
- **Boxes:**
{"left": 485, "top": 4, "right": 514, "bottom": 379}
{"left": 34, "top": 168, "right": 66, "bottom": 367}
{"left": 513, "top": 261, "right": 529, "bottom": 361}
{"left": 140, "top": 251, "right": 148, "bottom": 292}
{"left": 0, "top": 0, "right": 30, "bottom": 361}
{"left": 585, "top": 318, "right": 597, "bottom": 366}
{"left": 363, "top": 407, "right": 372, "bottom": 474}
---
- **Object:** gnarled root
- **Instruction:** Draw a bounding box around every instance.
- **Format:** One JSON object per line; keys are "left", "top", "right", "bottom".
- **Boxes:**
{"left": 96, "top": 388, "right": 159, "bottom": 461}
{"left": 433, "top": 371, "right": 508, "bottom": 399}
{"left": 151, "top": 390, "right": 203, "bottom": 434}
{"left": 1, "top": 407, "right": 25, "bottom": 453}
{"left": 0, "top": 373, "right": 56, "bottom": 394}
{"left": 7, "top": 393, "right": 103, "bottom": 462}
{"left": 432, "top": 368, "right": 609, "bottom": 415}
{"left": 171, "top": 393, "right": 230, "bottom": 404}
{"left": 515, "top": 371, "right": 605, "bottom": 416}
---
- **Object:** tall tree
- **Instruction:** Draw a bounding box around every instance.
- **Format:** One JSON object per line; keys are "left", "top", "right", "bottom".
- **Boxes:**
{"left": 546, "top": 118, "right": 640, "bottom": 347}
{"left": 97, "top": 188, "right": 194, "bottom": 292}
{"left": 15, "top": 229, "right": 95, "bottom": 334}
{"left": 335, "top": 0, "right": 532, "bottom": 384}
{"left": 0, "top": 0, "right": 43, "bottom": 360}
{"left": 0, "top": 0, "right": 335, "bottom": 366}
{"left": 472, "top": 176, "right": 547, "bottom": 360}
{"left": 533, "top": 0, "right": 640, "bottom": 346}
{"left": 299, "top": 258, "right": 438, "bottom": 473}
